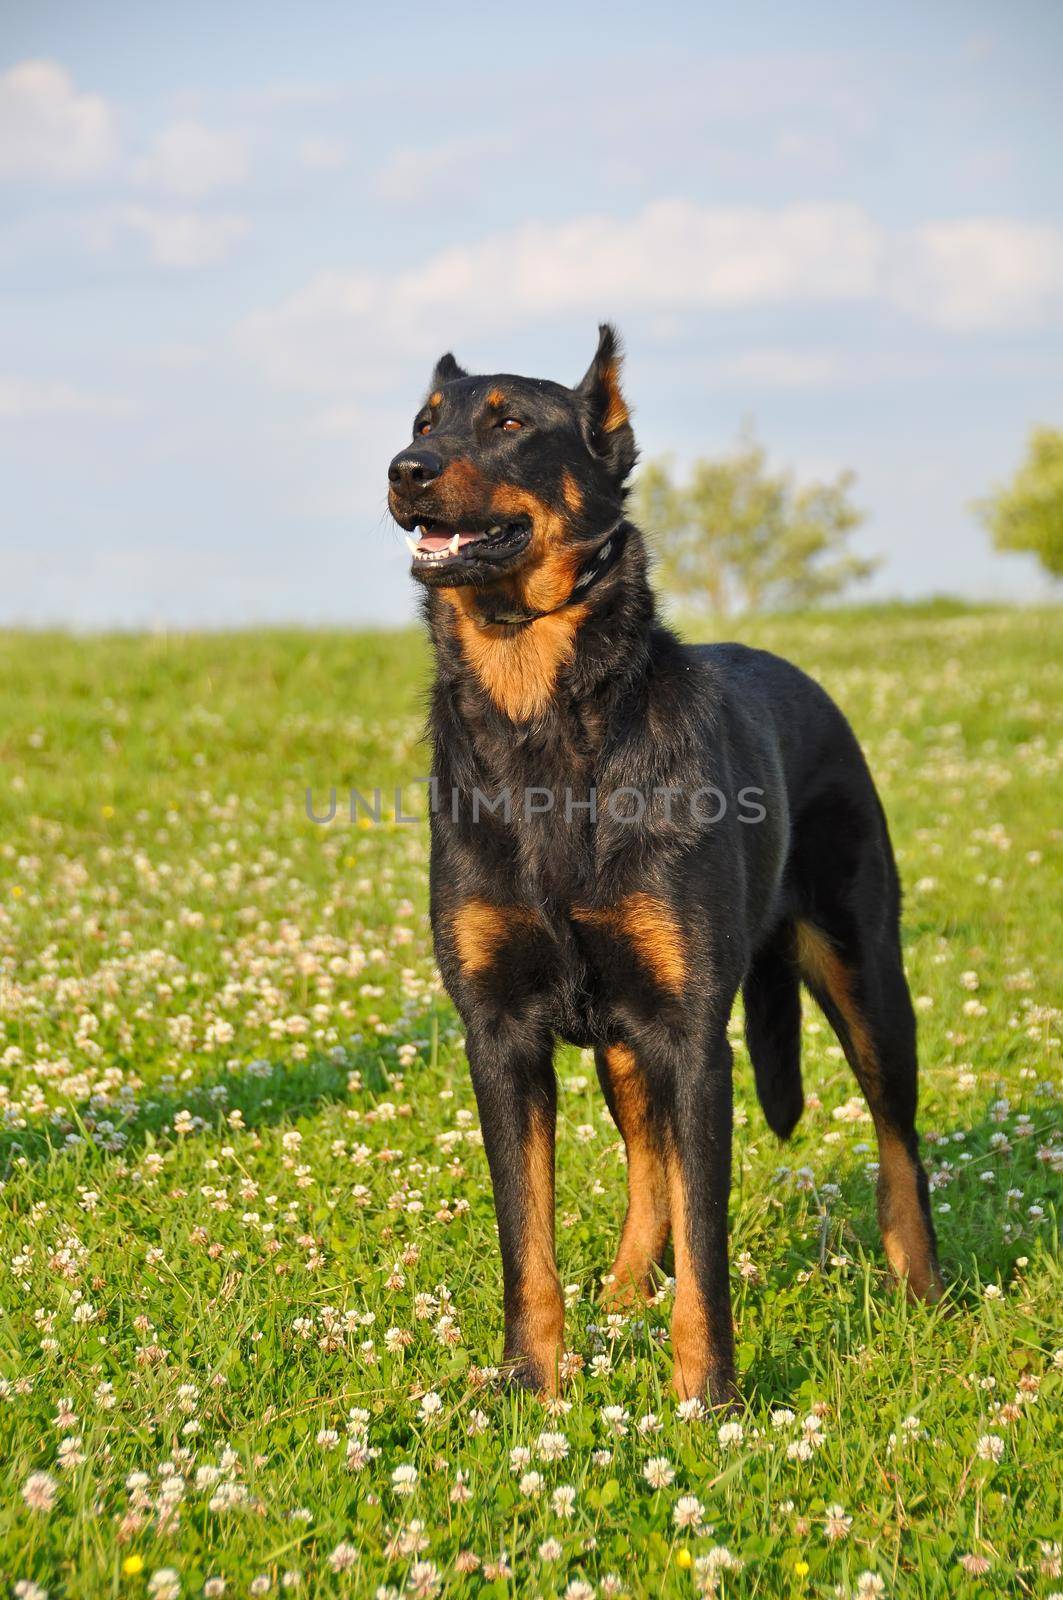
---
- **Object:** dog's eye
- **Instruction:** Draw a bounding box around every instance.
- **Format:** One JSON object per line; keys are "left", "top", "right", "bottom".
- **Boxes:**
{"left": 498, "top": 417, "right": 522, "bottom": 432}
{"left": 417, "top": 421, "right": 432, "bottom": 436}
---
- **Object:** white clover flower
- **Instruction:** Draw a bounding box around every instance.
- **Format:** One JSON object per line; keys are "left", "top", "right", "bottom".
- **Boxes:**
{"left": 21, "top": 1471, "right": 58, "bottom": 1513}
{"left": 825, "top": 1504, "right": 852, "bottom": 1540}
{"left": 976, "top": 1433, "right": 1005, "bottom": 1462}
{"left": 535, "top": 1430, "right": 569, "bottom": 1462}
{"left": 407, "top": 1562, "right": 441, "bottom": 1598}
{"left": 643, "top": 1456, "right": 675, "bottom": 1489}
{"left": 717, "top": 1420, "right": 744, "bottom": 1448}
{"left": 391, "top": 1462, "right": 418, "bottom": 1495}
{"left": 697, "top": 1546, "right": 742, "bottom": 1575}
{"left": 673, "top": 1493, "right": 705, "bottom": 1529}
{"left": 148, "top": 1572, "right": 181, "bottom": 1600}
{"left": 328, "top": 1542, "right": 358, "bottom": 1573}
{"left": 551, "top": 1484, "right": 577, "bottom": 1517}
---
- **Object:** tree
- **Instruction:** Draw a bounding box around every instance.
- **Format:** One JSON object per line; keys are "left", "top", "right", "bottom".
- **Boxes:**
{"left": 632, "top": 428, "right": 878, "bottom": 616}
{"left": 974, "top": 425, "right": 1063, "bottom": 580}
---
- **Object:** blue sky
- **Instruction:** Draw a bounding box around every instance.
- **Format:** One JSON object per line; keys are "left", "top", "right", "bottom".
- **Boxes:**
{"left": 2, "top": 0, "right": 1062, "bottom": 626}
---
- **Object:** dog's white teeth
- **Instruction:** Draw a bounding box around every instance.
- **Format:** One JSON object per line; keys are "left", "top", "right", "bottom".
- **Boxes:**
{"left": 405, "top": 536, "right": 419, "bottom": 556}
{"left": 448, "top": 533, "right": 461, "bottom": 555}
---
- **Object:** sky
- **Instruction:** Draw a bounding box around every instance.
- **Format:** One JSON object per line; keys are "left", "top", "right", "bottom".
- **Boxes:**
{"left": 1, "top": 0, "right": 1062, "bottom": 628}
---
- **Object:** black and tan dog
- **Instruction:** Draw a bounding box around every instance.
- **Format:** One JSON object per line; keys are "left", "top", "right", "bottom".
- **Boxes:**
{"left": 387, "top": 326, "right": 943, "bottom": 1407}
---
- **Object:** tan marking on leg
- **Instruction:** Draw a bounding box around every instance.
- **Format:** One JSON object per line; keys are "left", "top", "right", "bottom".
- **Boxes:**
{"left": 877, "top": 1129, "right": 943, "bottom": 1302}
{"left": 520, "top": 1105, "right": 564, "bottom": 1393}
{"left": 795, "top": 920, "right": 941, "bottom": 1302}
{"left": 574, "top": 895, "right": 687, "bottom": 995}
{"left": 451, "top": 900, "right": 537, "bottom": 975}
{"left": 667, "top": 1151, "right": 709, "bottom": 1400}
{"left": 601, "top": 1045, "right": 670, "bottom": 1306}
{"left": 794, "top": 921, "right": 878, "bottom": 1088}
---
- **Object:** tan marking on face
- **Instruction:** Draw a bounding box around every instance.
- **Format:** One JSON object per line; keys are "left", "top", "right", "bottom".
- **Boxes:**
{"left": 432, "top": 479, "right": 588, "bottom": 720}
{"left": 485, "top": 484, "right": 581, "bottom": 613}
{"left": 518, "top": 1104, "right": 565, "bottom": 1394}
{"left": 429, "top": 390, "right": 443, "bottom": 408}
{"left": 436, "top": 456, "right": 492, "bottom": 506}
{"left": 561, "top": 469, "right": 583, "bottom": 514}
{"left": 667, "top": 1150, "right": 709, "bottom": 1400}
{"left": 451, "top": 899, "right": 538, "bottom": 974}
{"left": 485, "top": 388, "right": 506, "bottom": 409}
{"left": 600, "top": 1044, "right": 670, "bottom": 1308}
{"left": 574, "top": 895, "right": 687, "bottom": 995}
{"left": 437, "top": 480, "right": 586, "bottom": 720}
{"left": 795, "top": 920, "right": 942, "bottom": 1302}
{"left": 600, "top": 359, "right": 629, "bottom": 433}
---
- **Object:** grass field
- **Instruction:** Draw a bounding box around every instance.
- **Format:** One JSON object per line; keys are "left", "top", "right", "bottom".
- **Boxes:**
{"left": 0, "top": 604, "right": 1060, "bottom": 1600}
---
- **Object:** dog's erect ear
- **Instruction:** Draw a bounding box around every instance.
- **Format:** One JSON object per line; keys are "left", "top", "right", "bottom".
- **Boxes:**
{"left": 575, "top": 323, "right": 636, "bottom": 483}
{"left": 431, "top": 352, "right": 468, "bottom": 388}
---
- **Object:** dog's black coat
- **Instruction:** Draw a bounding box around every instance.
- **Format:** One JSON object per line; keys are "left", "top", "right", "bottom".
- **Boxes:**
{"left": 387, "top": 327, "right": 942, "bottom": 1403}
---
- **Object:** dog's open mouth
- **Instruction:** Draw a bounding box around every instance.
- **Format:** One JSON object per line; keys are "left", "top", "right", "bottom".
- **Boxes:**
{"left": 405, "top": 516, "right": 532, "bottom": 571}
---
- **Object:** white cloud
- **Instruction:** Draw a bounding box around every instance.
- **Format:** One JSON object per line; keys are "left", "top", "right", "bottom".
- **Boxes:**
{"left": 240, "top": 199, "right": 1063, "bottom": 392}
{"left": 374, "top": 136, "right": 514, "bottom": 204}
{"left": 299, "top": 137, "right": 348, "bottom": 172}
{"left": 888, "top": 219, "right": 1063, "bottom": 330}
{"left": 133, "top": 119, "right": 248, "bottom": 199}
{"left": 154, "top": 342, "right": 211, "bottom": 370}
{"left": 239, "top": 200, "right": 881, "bottom": 389}
{"left": 712, "top": 348, "right": 842, "bottom": 389}
{"left": 0, "top": 59, "right": 116, "bottom": 181}
{"left": 0, "top": 375, "right": 130, "bottom": 419}
{"left": 115, "top": 206, "right": 248, "bottom": 268}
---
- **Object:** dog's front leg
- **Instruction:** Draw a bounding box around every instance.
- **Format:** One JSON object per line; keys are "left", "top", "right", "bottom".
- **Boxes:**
{"left": 668, "top": 1021, "right": 738, "bottom": 1410}
{"left": 467, "top": 1023, "right": 564, "bottom": 1394}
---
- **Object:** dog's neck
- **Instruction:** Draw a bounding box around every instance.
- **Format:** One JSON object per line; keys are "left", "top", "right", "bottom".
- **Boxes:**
{"left": 426, "top": 520, "right": 657, "bottom": 727}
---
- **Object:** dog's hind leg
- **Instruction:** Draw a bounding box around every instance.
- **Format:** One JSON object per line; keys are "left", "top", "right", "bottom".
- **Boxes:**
{"left": 743, "top": 922, "right": 804, "bottom": 1140}
{"left": 796, "top": 919, "right": 943, "bottom": 1302}
{"left": 596, "top": 1043, "right": 670, "bottom": 1307}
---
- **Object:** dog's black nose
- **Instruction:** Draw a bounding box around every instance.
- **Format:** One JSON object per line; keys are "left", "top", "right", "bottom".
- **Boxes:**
{"left": 388, "top": 449, "right": 444, "bottom": 496}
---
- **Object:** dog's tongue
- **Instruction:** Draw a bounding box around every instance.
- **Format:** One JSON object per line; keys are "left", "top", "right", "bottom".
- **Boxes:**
{"left": 416, "top": 531, "right": 483, "bottom": 553}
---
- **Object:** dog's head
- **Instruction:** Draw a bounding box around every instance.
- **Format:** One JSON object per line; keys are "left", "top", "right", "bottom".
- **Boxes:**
{"left": 387, "top": 325, "right": 636, "bottom": 600}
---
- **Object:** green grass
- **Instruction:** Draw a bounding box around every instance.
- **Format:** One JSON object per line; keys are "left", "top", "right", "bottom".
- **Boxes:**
{"left": 0, "top": 606, "right": 1060, "bottom": 1600}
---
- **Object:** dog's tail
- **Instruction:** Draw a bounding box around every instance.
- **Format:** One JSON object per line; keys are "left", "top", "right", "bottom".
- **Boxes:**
{"left": 743, "top": 925, "right": 804, "bottom": 1140}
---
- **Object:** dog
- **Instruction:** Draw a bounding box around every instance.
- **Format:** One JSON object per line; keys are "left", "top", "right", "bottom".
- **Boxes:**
{"left": 387, "top": 326, "right": 943, "bottom": 1407}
